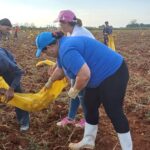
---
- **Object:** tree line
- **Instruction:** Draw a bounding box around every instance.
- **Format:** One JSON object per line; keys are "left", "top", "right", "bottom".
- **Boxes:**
{"left": 126, "top": 19, "right": 150, "bottom": 28}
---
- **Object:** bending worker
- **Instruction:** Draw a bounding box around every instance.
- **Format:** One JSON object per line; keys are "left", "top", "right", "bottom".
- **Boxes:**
{"left": 35, "top": 31, "right": 132, "bottom": 150}
{"left": 0, "top": 47, "right": 30, "bottom": 131}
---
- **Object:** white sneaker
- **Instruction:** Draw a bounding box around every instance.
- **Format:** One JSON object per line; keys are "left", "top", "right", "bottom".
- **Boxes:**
{"left": 20, "top": 125, "right": 29, "bottom": 132}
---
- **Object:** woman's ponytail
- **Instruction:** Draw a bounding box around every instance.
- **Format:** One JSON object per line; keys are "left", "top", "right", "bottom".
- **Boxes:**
{"left": 52, "top": 31, "right": 64, "bottom": 39}
{"left": 69, "top": 17, "right": 83, "bottom": 27}
{"left": 76, "top": 18, "right": 82, "bottom": 27}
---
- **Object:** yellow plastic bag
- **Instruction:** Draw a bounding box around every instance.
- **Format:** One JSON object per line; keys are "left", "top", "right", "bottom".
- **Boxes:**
{"left": 108, "top": 35, "right": 116, "bottom": 51}
{"left": 36, "top": 59, "right": 55, "bottom": 67}
{"left": 0, "top": 60, "right": 68, "bottom": 112}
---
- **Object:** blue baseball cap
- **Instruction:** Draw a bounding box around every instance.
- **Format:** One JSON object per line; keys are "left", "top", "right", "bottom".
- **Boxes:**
{"left": 35, "top": 32, "right": 56, "bottom": 57}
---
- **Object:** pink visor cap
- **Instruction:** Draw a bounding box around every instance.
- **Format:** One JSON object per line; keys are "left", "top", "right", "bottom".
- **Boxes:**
{"left": 54, "top": 10, "right": 76, "bottom": 22}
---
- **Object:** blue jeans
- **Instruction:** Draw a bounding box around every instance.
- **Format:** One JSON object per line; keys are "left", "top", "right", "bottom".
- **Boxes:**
{"left": 68, "top": 80, "right": 86, "bottom": 120}
{"left": 14, "top": 85, "right": 30, "bottom": 126}
{"left": 15, "top": 107, "right": 29, "bottom": 126}
{"left": 104, "top": 35, "right": 108, "bottom": 45}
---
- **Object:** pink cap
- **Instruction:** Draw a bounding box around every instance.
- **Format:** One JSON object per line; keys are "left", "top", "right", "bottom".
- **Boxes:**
{"left": 54, "top": 10, "right": 76, "bottom": 22}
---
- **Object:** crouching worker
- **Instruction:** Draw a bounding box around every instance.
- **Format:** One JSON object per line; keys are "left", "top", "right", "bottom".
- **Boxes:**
{"left": 0, "top": 48, "right": 30, "bottom": 131}
{"left": 35, "top": 31, "right": 132, "bottom": 150}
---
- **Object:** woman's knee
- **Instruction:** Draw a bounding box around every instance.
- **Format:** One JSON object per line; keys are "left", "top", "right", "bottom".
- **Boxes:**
{"left": 85, "top": 110, "right": 99, "bottom": 125}
{"left": 108, "top": 112, "right": 129, "bottom": 133}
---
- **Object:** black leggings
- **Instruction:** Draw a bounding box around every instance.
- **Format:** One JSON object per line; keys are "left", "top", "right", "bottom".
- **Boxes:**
{"left": 83, "top": 60, "right": 129, "bottom": 133}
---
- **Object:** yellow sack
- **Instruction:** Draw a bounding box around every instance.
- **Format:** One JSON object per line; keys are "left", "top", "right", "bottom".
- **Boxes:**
{"left": 0, "top": 60, "right": 68, "bottom": 112}
{"left": 108, "top": 35, "right": 116, "bottom": 51}
{"left": 36, "top": 59, "right": 55, "bottom": 67}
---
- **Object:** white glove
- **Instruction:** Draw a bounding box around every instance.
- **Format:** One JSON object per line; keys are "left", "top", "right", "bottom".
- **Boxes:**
{"left": 68, "top": 87, "right": 80, "bottom": 99}
{"left": 45, "top": 77, "right": 53, "bottom": 89}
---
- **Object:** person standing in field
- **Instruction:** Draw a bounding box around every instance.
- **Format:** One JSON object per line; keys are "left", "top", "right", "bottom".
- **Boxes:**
{"left": 103, "top": 21, "right": 113, "bottom": 45}
{"left": 53, "top": 10, "right": 95, "bottom": 128}
{"left": 14, "top": 25, "right": 19, "bottom": 39}
{"left": 103, "top": 21, "right": 116, "bottom": 50}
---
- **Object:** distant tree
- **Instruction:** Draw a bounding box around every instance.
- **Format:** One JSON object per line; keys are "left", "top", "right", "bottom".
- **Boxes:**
{"left": 30, "top": 23, "right": 36, "bottom": 29}
{"left": 126, "top": 19, "right": 139, "bottom": 28}
{"left": 139, "top": 23, "right": 150, "bottom": 28}
{"left": 24, "top": 22, "right": 29, "bottom": 27}
{"left": 126, "top": 19, "right": 150, "bottom": 28}
{"left": 20, "top": 22, "right": 37, "bottom": 30}
{"left": 130, "top": 19, "right": 137, "bottom": 25}
{"left": 98, "top": 25, "right": 104, "bottom": 30}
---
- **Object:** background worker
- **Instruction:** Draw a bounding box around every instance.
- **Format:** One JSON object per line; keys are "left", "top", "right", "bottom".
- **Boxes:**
{"left": 53, "top": 10, "right": 95, "bottom": 128}
{"left": 103, "top": 21, "right": 113, "bottom": 45}
{"left": 14, "top": 25, "right": 19, "bottom": 39}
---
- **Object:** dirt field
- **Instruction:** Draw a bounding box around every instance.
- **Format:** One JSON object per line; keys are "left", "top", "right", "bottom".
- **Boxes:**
{"left": 0, "top": 29, "right": 150, "bottom": 150}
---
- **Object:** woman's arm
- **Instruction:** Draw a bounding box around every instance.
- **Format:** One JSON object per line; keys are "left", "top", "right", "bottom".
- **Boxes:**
{"left": 45, "top": 66, "right": 65, "bottom": 88}
{"left": 74, "top": 63, "right": 91, "bottom": 91}
{"left": 51, "top": 66, "right": 65, "bottom": 82}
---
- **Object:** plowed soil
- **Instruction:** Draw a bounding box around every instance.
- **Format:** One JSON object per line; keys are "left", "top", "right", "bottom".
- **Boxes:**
{"left": 0, "top": 29, "right": 150, "bottom": 150}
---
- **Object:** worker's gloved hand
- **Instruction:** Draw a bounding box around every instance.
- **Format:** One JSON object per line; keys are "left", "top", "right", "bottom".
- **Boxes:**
{"left": 44, "top": 77, "right": 53, "bottom": 89}
{"left": 68, "top": 87, "right": 80, "bottom": 99}
{"left": 5, "top": 87, "right": 14, "bottom": 102}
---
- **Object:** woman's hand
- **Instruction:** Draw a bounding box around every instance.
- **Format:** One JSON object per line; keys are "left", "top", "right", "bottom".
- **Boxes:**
{"left": 68, "top": 87, "right": 80, "bottom": 99}
{"left": 44, "top": 77, "right": 53, "bottom": 89}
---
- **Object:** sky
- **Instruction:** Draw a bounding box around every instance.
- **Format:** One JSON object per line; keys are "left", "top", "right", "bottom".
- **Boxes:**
{"left": 0, "top": 0, "right": 150, "bottom": 27}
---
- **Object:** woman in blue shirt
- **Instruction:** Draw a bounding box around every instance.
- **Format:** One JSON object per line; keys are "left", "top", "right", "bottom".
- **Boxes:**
{"left": 35, "top": 31, "right": 132, "bottom": 150}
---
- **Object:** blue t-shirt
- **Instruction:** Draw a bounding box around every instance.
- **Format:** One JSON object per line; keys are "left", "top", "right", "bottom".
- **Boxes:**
{"left": 57, "top": 36, "right": 123, "bottom": 88}
{"left": 103, "top": 25, "right": 113, "bottom": 34}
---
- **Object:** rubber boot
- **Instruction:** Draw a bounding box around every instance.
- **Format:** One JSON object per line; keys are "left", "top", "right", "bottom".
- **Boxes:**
{"left": 117, "top": 131, "right": 133, "bottom": 150}
{"left": 69, "top": 122, "right": 98, "bottom": 150}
